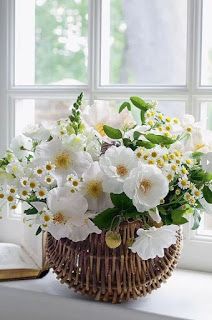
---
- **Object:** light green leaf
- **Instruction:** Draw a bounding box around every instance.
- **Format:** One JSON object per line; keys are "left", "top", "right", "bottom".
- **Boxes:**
{"left": 171, "top": 209, "right": 188, "bottom": 225}
{"left": 103, "top": 125, "right": 122, "bottom": 139}
{"left": 93, "top": 208, "right": 119, "bottom": 230}
{"left": 145, "top": 133, "right": 176, "bottom": 145}
{"left": 136, "top": 140, "right": 155, "bottom": 149}
{"left": 130, "top": 96, "right": 150, "bottom": 111}
{"left": 140, "top": 110, "right": 145, "bottom": 124}
{"left": 119, "top": 102, "right": 131, "bottom": 113}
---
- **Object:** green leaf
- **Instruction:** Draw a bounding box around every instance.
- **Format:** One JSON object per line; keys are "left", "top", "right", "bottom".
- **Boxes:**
{"left": 203, "top": 186, "right": 212, "bottom": 204}
{"left": 130, "top": 96, "right": 150, "bottom": 111}
{"left": 124, "top": 210, "right": 140, "bottom": 219}
{"left": 110, "top": 193, "right": 134, "bottom": 210}
{"left": 145, "top": 133, "right": 176, "bottom": 145}
{"left": 35, "top": 226, "right": 42, "bottom": 236}
{"left": 140, "top": 110, "right": 145, "bottom": 124}
{"left": 119, "top": 102, "right": 131, "bottom": 113}
{"left": 122, "top": 138, "right": 132, "bottom": 148}
{"left": 192, "top": 152, "right": 204, "bottom": 159}
{"left": 103, "top": 125, "right": 122, "bottom": 139}
{"left": 93, "top": 208, "right": 119, "bottom": 230}
{"left": 133, "top": 131, "right": 142, "bottom": 140}
{"left": 192, "top": 209, "right": 201, "bottom": 230}
{"left": 24, "top": 207, "right": 38, "bottom": 215}
{"left": 136, "top": 140, "right": 155, "bottom": 149}
{"left": 190, "top": 170, "right": 212, "bottom": 183}
{"left": 171, "top": 209, "right": 188, "bottom": 225}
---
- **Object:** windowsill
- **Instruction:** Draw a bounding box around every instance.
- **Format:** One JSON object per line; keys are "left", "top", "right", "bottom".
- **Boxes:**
{"left": 0, "top": 269, "right": 211, "bottom": 320}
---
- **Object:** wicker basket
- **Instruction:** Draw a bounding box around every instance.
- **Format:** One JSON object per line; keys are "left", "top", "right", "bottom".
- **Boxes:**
{"left": 46, "top": 220, "right": 181, "bottom": 303}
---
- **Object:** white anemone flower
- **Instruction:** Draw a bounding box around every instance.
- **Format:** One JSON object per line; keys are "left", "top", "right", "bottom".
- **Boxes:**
{"left": 35, "top": 137, "right": 92, "bottom": 185}
{"left": 82, "top": 101, "right": 135, "bottom": 138}
{"left": 67, "top": 216, "right": 102, "bottom": 242}
{"left": 81, "top": 162, "right": 113, "bottom": 212}
{"left": 201, "top": 152, "right": 212, "bottom": 173}
{"left": 10, "top": 135, "right": 32, "bottom": 160}
{"left": 149, "top": 207, "right": 162, "bottom": 223}
{"left": 130, "top": 225, "right": 179, "bottom": 260}
{"left": 100, "top": 146, "right": 138, "bottom": 194}
{"left": 23, "top": 124, "right": 50, "bottom": 142}
{"left": 46, "top": 187, "right": 88, "bottom": 240}
{"left": 123, "top": 163, "right": 169, "bottom": 212}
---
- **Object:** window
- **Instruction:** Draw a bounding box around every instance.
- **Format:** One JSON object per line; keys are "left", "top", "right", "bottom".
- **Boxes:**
{"left": 0, "top": 0, "right": 211, "bottom": 271}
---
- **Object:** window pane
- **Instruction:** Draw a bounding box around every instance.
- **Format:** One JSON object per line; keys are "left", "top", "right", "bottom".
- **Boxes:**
{"left": 198, "top": 102, "right": 212, "bottom": 236}
{"left": 15, "top": 99, "right": 83, "bottom": 135}
{"left": 201, "top": 0, "right": 212, "bottom": 85}
{"left": 101, "top": 0, "right": 187, "bottom": 85}
{"left": 15, "top": 0, "right": 88, "bottom": 85}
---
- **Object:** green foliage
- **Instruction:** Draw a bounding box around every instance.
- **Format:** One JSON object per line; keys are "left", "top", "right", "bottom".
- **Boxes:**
{"left": 144, "top": 133, "right": 176, "bottom": 145}
{"left": 203, "top": 186, "right": 212, "bottom": 204}
{"left": 190, "top": 169, "right": 212, "bottom": 183}
{"left": 140, "top": 110, "right": 146, "bottom": 124}
{"left": 171, "top": 209, "right": 189, "bottom": 225}
{"left": 110, "top": 193, "right": 134, "bottom": 210}
{"left": 69, "top": 92, "right": 83, "bottom": 134}
{"left": 103, "top": 125, "right": 122, "bottom": 139}
{"left": 24, "top": 207, "right": 38, "bottom": 215}
{"left": 119, "top": 102, "right": 131, "bottom": 113}
{"left": 36, "top": 226, "right": 42, "bottom": 236}
{"left": 93, "top": 208, "right": 120, "bottom": 230}
{"left": 136, "top": 140, "right": 155, "bottom": 149}
{"left": 130, "top": 96, "right": 151, "bottom": 111}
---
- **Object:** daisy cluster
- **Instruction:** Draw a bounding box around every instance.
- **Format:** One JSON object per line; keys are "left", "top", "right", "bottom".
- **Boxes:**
{"left": 0, "top": 94, "right": 211, "bottom": 260}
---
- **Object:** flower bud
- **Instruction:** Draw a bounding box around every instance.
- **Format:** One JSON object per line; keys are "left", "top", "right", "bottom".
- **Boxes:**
{"left": 105, "top": 231, "right": 121, "bottom": 249}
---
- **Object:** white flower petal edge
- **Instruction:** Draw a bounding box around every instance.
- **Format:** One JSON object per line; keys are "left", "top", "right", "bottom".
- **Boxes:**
{"left": 130, "top": 225, "right": 179, "bottom": 260}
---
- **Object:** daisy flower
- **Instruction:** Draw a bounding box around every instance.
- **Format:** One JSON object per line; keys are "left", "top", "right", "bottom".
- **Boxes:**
{"left": 36, "top": 188, "right": 48, "bottom": 200}
{"left": 178, "top": 176, "right": 190, "bottom": 190}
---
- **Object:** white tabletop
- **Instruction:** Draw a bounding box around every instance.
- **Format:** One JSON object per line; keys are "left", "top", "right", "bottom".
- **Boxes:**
{"left": 0, "top": 269, "right": 211, "bottom": 320}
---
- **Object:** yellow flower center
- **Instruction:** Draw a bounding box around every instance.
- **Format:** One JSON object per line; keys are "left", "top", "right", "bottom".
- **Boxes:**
{"left": 53, "top": 212, "right": 66, "bottom": 224}
{"left": 55, "top": 152, "right": 72, "bottom": 170}
{"left": 38, "top": 190, "right": 45, "bottom": 197}
{"left": 10, "top": 188, "right": 16, "bottom": 194}
{"left": 7, "top": 195, "right": 14, "bottom": 202}
{"left": 46, "top": 177, "right": 52, "bottom": 183}
{"left": 151, "top": 151, "right": 158, "bottom": 158}
{"left": 95, "top": 123, "right": 105, "bottom": 136}
{"left": 86, "top": 180, "right": 103, "bottom": 198}
{"left": 46, "top": 164, "right": 53, "bottom": 171}
{"left": 181, "top": 179, "right": 187, "bottom": 186}
{"left": 148, "top": 159, "right": 155, "bottom": 165}
{"left": 139, "top": 179, "right": 152, "bottom": 194}
{"left": 0, "top": 193, "right": 4, "bottom": 199}
{"left": 22, "top": 190, "right": 28, "bottom": 197}
{"left": 186, "top": 127, "right": 192, "bottom": 133}
{"left": 37, "top": 169, "right": 43, "bottom": 175}
{"left": 136, "top": 151, "right": 142, "bottom": 158}
{"left": 72, "top": 180, "right": 79, "bottom": 187}
{"left": 30, "top": 182, "right": 36, "bottom": 189}
{"left": 116, "top": 165, "right": 128, "bottom": 177}
{"left": 44, "top": 214, "right": 50, "bottom": 222}
{"left": 167, "top": 174, "right": 173, "bottom": 181}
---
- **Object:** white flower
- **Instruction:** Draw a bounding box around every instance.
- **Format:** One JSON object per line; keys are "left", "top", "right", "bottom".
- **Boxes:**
{"left": 84, "top": 128, "right": 101, "bottom": 160}
{"left": 46, "top": 187, "right": 88, "bottom": 240}
{"left": 10, "top": 135, "right": 32, "bottom": 160}
{"left": 35, "top": 137, "right": 92, "bottom": 185}
{"left": 68, "top": 217, "right": 101, "bottom": 242}
{"left": 130, "top": 225, "right": 179, "bottom": 260}
{"left": 23, "top": 124, "right": 50, "bottom": 142}
{"left": 28, "top": 178, "right": 39, "bottom": 191}
{"left": 6, "top": 160, "right": 24, "bottom": 178}
{"left": 36, "top": 187, "right": 48, "bottom": 200}
{"left": 100, "top": 146, "right": 138, "bottom": 194}
{"left": 82, "top": 101, "right": 134, "bottom": 138}
{"left": 81, "top": 161, "right": 113, "bottom": 212}
{"left": 149, "top": 207, "right": 161, "bottom": 223}
{"left": 178, "top": 176, "right": 190, "bottom": 190}
{"left": 201, "top": 152, "right": 212, "bottom": 173}
{"left": 123, "top": 163, "right": 169, "bottom": 212}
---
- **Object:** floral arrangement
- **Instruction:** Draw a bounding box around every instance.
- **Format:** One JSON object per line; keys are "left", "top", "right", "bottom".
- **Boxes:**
{"left": 0, "top": 94, "right": 211, "bottom": 260}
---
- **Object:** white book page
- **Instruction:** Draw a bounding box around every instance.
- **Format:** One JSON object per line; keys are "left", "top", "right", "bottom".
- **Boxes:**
{"left": 0, "top": 243, "right": 38, "bottom": 269}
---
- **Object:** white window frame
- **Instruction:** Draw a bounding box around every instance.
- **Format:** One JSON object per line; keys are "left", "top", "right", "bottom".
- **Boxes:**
{"left": 0, "top": 0, "right": 212, "bottom": 271}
